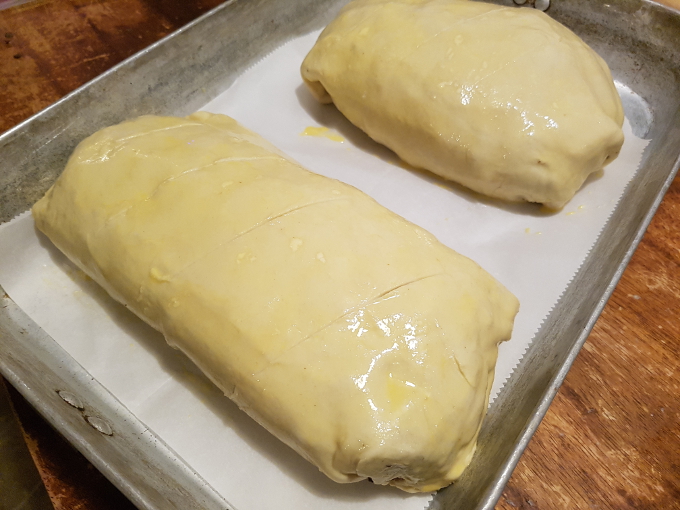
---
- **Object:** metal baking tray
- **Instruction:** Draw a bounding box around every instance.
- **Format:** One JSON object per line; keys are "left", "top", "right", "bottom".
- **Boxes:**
{"left": 0, "top": 0, "right": 678, "bottom": 508}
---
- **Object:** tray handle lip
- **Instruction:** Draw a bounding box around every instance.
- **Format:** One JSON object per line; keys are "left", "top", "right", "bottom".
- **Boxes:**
{"left": 0, "top": 287, "right": 234, "bottom": 510}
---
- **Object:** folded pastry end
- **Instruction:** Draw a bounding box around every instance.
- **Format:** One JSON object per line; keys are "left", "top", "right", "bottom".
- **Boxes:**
{"left": 301, "top": 0, "right": 625, "bottom": 209}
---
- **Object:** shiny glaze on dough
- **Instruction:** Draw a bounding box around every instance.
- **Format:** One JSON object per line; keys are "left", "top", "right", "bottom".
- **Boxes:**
{"left": 32, "top": 112, "right": 518, "bottom": 492}
{"left": 301, "top": 0, "right": 624, "bottom": 209}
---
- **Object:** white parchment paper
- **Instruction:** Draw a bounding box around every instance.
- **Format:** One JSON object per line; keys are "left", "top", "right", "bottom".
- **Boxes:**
{"left": 0, "top": 31, "right": 649, "bottom": 510}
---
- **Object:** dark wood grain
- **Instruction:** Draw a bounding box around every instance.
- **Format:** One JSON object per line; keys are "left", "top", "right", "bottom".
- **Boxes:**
{"left": 496, "top": 178, "right": 680, "bottom": 510}
{"left": 0, "top": 1, "right": 678, "bottom": 509}
{"left": 0, "top": 0, "right": 224, "bottom": 134}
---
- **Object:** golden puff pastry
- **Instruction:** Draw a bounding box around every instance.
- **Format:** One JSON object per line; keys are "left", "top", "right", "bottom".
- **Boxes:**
{"left": 301, "top": 0, "right": 624, "bottom": 209}
{"left": 33, "top": 112, "right": 518, "bottom": 492}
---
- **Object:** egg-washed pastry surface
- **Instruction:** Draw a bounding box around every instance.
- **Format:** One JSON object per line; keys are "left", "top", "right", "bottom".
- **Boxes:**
{"left": 301, "top": 0, "right": 625, "bottom": 209}
{"left": 32, "top": 112, "right": 519, "bottom": 492}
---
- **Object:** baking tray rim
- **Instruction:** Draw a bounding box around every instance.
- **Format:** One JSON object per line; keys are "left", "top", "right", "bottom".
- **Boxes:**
{"left": 1, "top": 0, "right": 679, "bottom": 509}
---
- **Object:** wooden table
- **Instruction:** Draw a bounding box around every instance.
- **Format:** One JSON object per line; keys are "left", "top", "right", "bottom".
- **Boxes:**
{"left": 0, "top": 1, "right": 678, "bottom": 509}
